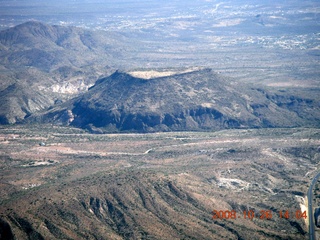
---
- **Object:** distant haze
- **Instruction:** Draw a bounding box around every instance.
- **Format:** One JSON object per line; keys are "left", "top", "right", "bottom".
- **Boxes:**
{"left": 1, "top": 0, "right": 319, "bottom": 31}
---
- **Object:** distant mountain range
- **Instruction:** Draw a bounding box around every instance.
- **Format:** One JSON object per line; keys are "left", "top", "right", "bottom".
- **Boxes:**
{"left": 1, "top": 21, "right": 319, "bottom": 131}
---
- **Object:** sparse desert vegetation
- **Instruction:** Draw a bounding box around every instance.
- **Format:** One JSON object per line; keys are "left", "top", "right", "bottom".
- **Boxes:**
{"left": 0, "top": 125, "right": 319, "bottom": 239}
{"left": 0, "top": 1, "right": 319, "bottom": 239}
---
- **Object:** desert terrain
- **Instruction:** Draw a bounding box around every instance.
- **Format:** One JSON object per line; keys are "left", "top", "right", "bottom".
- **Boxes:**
{"left": 0, "top": 124, "right": 319, "bottom": 239}
{"left": 0, "top": 0, "right": 319, "bottom": 239}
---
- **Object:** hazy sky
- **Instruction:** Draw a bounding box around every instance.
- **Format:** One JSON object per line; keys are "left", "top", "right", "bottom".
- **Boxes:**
{"left": 0, "top": 0, "right": 319, "bottom": 30}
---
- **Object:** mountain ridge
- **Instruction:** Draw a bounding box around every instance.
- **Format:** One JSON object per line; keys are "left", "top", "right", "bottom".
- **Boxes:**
{"left": 27, "top": 68, "right": 320, "bottom": 133}
{"left": 0, "top": 21, "right": 130, "bottom": 124}
{"left": 1, "top": 21, "right": 319, "bottom": 131}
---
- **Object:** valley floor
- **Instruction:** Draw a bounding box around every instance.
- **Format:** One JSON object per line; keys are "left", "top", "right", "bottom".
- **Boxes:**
{"left": 0, "top": 125, "right": 319, "bottom": 239}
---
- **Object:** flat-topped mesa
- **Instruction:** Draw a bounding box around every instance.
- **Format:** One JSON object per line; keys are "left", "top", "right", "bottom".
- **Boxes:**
{"left": 26, "top": 68, "right": 320, "bottom": 133}
{"left": 127, "top": 67, "right": 204, "bottom": 79}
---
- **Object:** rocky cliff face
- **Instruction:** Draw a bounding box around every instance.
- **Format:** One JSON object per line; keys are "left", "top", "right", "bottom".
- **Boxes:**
{"left": 27, "top": 68, "right": 320, "bottom": 132}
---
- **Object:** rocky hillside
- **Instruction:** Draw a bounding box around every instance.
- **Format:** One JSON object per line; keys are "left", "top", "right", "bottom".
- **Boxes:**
{"left": 0, "top": 126, "right": 316, "bottom": 239}
{"left": 1, "top": 22, "right": 319, "bottom": 129}
{"left": 28, "top": 68, "right": 320, "bottom": 132}
{"left": 0, "top": 21, "right": 130, "bottom": 124}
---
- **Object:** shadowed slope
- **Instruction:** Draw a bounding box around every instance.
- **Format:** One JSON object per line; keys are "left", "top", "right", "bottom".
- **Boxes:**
{"left": 28, "top": 68, "right": 320, "bottom": 132}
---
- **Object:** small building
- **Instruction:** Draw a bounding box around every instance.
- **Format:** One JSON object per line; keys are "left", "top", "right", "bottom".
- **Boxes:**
{"left": 39, "top": 142, "right": 46, "bottom": 146}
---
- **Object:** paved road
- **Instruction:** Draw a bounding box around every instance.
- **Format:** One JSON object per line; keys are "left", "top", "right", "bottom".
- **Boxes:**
{"left": 308, "top": 171, "right": 320, "bottom": 240}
